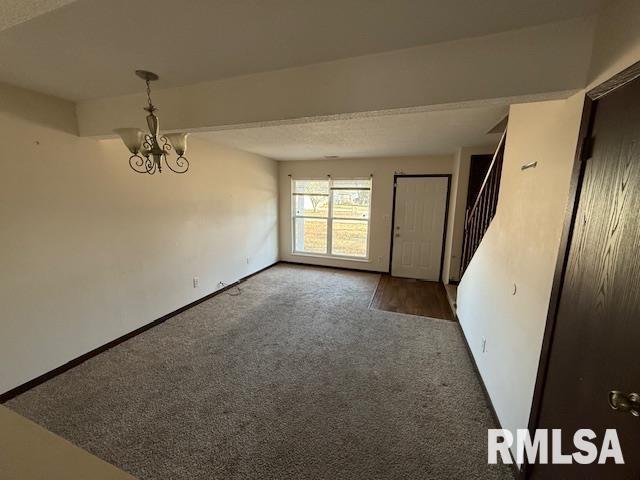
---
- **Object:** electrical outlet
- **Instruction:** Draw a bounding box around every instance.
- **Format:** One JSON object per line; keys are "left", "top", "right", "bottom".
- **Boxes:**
{"left": 193, "top": 276, "right": 199, "bottom": 288}
{"left": 481, "top": 337, "right": 487, "bottom": 353}
{"left": 246, "top": 257, "right": 250, "bottom": 264}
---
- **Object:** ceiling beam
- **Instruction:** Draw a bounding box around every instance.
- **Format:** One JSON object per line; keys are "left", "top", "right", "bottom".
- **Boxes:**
{"left": 77, "top": 17, "right": 595, "bottom": 137}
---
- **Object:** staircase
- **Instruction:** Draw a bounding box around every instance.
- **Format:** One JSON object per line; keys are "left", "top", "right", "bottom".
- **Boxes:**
{"left": 460, "top": 130, "right": 506, "bottom": 277}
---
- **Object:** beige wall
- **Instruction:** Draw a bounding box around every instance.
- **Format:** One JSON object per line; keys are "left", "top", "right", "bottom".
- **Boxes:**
{"left": 0, "top": 82, "right": 278, "bottom": 394}
{"left": 588, "top": 0, "right": 640, "bottom": 87}
{"left": 278, "top": 156, "right": 454, "bottom": 273}
{"left": 441, "top": 156, "right": 460, "bottom": 284}
{"left": 0, "top": 406, "right": 135, "bottom": 479}
{"left": 455, "top": 0, "right": 640, "bottom": 465}
{"left": 457, "top": 93, "right": 585, "bottom": 461}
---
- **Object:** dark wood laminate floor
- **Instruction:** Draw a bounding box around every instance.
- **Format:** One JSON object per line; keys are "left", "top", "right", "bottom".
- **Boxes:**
{"left": 370, "top": 274, "right": 455, "bottom": 320}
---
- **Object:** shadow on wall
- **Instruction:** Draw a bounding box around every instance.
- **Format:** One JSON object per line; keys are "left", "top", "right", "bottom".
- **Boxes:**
{"left": 0, "top": 81, "right": 78, "bottom": 135}
{"left": 588, "top": 0, "right": 640, "bottom": 87}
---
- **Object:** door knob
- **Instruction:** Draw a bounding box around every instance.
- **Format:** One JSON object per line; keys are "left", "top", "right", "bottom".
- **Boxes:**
{"left": 608, "top": 390, "right": 640, "bottom": 416}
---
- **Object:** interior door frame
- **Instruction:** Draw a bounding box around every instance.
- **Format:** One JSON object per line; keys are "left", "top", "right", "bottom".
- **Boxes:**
{"left": 525, "top": 60, "right": 640, "bottom": 478}
{"left": 388, "top": 174, "right": 452, "bottom": 281}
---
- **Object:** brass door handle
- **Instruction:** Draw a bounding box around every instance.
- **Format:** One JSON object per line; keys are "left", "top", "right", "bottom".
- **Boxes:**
{"left": 609, "top": 391, "right": 640, "bottom": 416}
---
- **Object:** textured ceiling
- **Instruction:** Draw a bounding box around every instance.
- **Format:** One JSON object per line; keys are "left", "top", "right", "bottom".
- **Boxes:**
{"left": 197, "top": 104, "right": 509, "bottom": 160}
{"left": 0, "top": 0, "right": 77, "bottom": 31}
{"left": 0, "top": 0, "right": 600, "bottom": 100}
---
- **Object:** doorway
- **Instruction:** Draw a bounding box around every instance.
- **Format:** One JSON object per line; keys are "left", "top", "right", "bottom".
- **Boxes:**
{"left": 528, "top": 66, "right": 640, "bottom": 478}
{"left": 466, "top": 154, "right": 494, "bottom": 213}
{"left": 390, "top": 175, "right": 450, "bottom": 282}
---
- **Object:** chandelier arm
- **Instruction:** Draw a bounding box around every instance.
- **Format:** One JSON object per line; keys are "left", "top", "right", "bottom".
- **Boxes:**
{"left": 160, "top": 135, "right": 172, "bottom": 153}
{"left": 129, "top": 154, "right": 150, "bottom": 174}
{"left": 164, "top": 153, "right": 190, "bottom": 174}
{"left": 143, "top": 134, "right": 154, "bottom": 152}
{"left": 145, "top": 156, "right": 157, "bottom": 175}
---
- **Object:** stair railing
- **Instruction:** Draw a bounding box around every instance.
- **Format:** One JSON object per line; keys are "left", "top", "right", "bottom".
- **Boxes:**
{"left": 460, "top": 130, "right": 507, "bottom": 277}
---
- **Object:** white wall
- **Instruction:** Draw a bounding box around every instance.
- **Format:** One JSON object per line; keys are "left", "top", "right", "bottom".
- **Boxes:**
{"left": 0, "top": 82, "right": 278, "bottom": 394}
{"left": 457, "top": 93, "right": 585, "bottom": 459}
{"left": 278, "top": 156, "right": 453, "bottom": 273}
{"left": 76, "top": 18, "right": 594, "bottom": 137}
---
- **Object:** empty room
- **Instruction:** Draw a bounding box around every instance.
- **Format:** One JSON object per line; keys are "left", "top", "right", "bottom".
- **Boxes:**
{"left": 1, "top": 1, "right": 640, "bottom": 479}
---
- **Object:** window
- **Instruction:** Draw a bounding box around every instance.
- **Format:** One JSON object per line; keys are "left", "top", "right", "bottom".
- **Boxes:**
{"left": 292, "top": 178, "right": 371, "bottom": 258}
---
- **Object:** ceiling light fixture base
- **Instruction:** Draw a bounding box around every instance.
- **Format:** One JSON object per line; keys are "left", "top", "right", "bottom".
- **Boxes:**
{"left": 135, "top": 70, "right": 159, "bottom": 82}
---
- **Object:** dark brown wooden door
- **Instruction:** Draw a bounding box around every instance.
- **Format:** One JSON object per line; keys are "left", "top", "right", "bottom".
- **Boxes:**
{"left": 531, "top": 80, "right": 640, "bottom": 478}
{"left": 466, "top": 154, "right": 493, "bottom": 211}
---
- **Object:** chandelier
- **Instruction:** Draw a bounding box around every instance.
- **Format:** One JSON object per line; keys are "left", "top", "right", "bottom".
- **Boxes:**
{"left": 114, "top": 70, "right": 190, "bottom": 174}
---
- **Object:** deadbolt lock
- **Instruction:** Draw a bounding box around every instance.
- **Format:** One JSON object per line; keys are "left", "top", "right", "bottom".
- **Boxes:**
{"left": 608, "top": 390, "right": 640, "bottom": 417}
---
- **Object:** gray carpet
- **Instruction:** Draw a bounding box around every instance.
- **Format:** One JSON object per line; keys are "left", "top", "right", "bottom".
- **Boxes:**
{"left": 7, "top": 264, "right": 512, "bottom": 480}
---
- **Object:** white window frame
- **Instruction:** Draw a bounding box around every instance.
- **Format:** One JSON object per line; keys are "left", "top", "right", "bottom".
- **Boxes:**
{"left": 291, "top": 177, "right": 372, "bottom": 260}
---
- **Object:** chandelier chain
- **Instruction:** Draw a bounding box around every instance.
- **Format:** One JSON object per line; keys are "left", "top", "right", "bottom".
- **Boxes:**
{"left": 145, "top": 79, "right": 155, "bottom": 112}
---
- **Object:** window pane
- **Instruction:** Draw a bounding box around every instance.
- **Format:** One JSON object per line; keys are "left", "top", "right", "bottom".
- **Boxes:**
{"left": 331, "top": 179, "right": 371, "bottom": 189}
{"left": 293, "top": 179, "right": 329, "bottom": 195}
{"left": 294, "top": 218, "right": 327, "bottom": 254}
{"left": 332, "top": 190, "right": 370, "bottom": 219}
{"left": 331, "top": 220, "right": 368, "bottom": 257}
{"left": 293, "top": 194, "right": 329, "bottom": 217}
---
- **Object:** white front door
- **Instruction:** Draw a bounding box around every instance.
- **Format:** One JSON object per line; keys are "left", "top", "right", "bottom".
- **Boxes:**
{"left": 391, "top": 176, "right": 448, "bottom": 281}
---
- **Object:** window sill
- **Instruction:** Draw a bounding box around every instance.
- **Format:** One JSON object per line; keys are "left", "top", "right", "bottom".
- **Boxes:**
{"left": 290, "top": 252, "right": 370, "bottom": 263}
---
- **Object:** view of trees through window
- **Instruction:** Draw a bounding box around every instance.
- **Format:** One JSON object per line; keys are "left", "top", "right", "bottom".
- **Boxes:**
{"left": 292, "top": 178, "right": 371, "bottom": 258}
